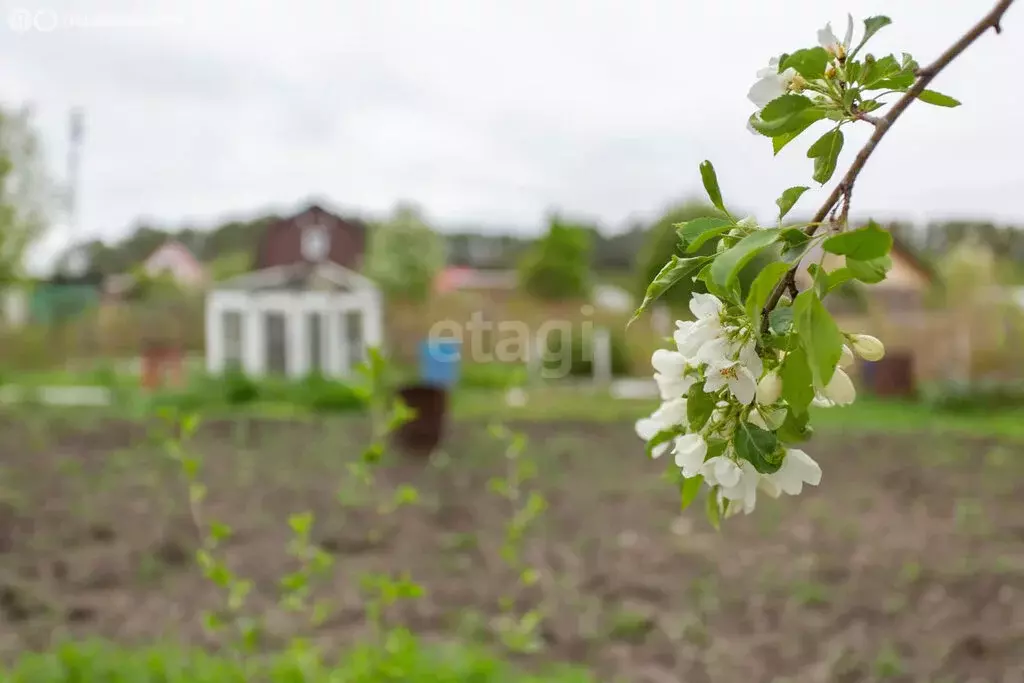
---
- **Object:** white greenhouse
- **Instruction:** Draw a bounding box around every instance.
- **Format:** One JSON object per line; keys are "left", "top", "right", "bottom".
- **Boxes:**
{"left": 204, "top": 262, "right": 383, "bottom": 379}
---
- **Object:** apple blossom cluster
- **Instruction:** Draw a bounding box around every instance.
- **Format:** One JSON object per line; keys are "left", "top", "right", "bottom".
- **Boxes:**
{"left": 636, "top": 291, "right": 885, "bottom": 522}
{"left": 629, "top": 10, "right": 968, "bottom": 526}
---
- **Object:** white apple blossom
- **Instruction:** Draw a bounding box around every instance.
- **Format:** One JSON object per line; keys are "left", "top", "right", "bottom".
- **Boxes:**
{"left": 818, "top": 14, "right": 855, "bottom": 58}
{"left": 701, "top": 453, "right": 742, "bottom": 489}
{"left": 651, "top": 349, "right": 696, "bottom": 400}
{"left": 747, "top": 57, "right": 799, "bottom": 109}
{"left": 673, "top": 433, "right": 708, "bottom": 477}
{"left": 763, "top": 448, "right": 822, "bottom": 496}
{"left": 704, "top": 358, "right": 758, "bottom": 405}
{"left": 822, "top": 367, "right": 856, "bottom": 406}
{"left": 701, "top": 338, "right": 763, "bottom": 405}
{"left": 673, "top": 293, "right": 726, "bottom": 359}
{"left": 719, "top": 461, "right": 760, "bottom": 516}
{"left": 635, "top": 397, "right": 688, "bottom": 457}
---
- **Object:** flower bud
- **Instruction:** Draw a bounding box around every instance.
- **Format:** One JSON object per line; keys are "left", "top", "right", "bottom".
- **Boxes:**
{"left": 736, "top": 216, "right": 758, "bottom": 230}
{"left": 822, "top": 368, "right": 856, "bottom": 406}
{"left": 756, "top": 371, "right": 783, "bottom": 405}
{"left": 850, "top": 334, "right": 885, "bottom": 361}
{"left": 839, "top": 344, "right": 854, "bottom": 369}
{"left": 825, "top": 64, "right": 837, "bottom": 79}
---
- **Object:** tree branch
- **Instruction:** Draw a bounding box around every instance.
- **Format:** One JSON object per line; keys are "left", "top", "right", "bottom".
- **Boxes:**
{"left": 760, "top": 0, "right": 1016, "bottom": 333}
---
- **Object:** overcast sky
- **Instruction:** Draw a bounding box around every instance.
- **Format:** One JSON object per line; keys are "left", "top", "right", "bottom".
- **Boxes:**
{"left": 2, "top": 0, "right": 1022, "bottom": 271}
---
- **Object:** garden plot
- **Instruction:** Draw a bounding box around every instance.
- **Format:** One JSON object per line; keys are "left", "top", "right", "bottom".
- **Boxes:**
{"left": 0, "top": 415, "right": 1020, "bottom": 681}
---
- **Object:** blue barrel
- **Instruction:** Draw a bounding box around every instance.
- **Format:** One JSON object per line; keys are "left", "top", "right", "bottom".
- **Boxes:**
{"left": 420, "top": 338, "right": 461, "bottom": 388}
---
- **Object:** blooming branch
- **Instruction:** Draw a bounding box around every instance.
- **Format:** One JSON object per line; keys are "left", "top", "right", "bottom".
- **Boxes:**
{"left": 759, "top": 0, "right": 1017, "bottom": 333}
{"left": 632, "top": 1, "right": 1016, "bottom": 527}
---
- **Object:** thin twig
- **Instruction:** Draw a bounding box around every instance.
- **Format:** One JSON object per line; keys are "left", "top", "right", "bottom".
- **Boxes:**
{"left": 760, "top": 0, "right": 1016, "bottom": 333}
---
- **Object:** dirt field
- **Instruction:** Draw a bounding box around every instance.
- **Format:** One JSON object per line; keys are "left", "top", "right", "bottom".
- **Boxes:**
{"left": 0, "top": 414, "right": 1021, "bottom": 682}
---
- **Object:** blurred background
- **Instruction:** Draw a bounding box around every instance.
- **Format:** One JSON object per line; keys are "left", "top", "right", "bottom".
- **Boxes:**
{"left": 0, "top": 1, "right": 1022, "bottom": 681}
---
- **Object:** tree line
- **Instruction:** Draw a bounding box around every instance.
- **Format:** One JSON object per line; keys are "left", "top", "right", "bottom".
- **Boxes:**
{"left": 4, "top": 104, "right": 1024, "bottom": 303}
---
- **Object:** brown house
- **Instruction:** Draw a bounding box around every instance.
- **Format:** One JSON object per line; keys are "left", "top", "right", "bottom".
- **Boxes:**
{"left": 254, "top": 204, "right": 368, "bottom": 271}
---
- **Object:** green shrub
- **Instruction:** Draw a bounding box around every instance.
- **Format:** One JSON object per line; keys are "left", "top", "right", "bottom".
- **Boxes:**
{"left": 222, "top": 368, "right": 260, "bottom": 405}
{"left": 298, "top": 373, "right": 370, "bottom": 412}
{"left": 541, "top": 329, "right": 630, "bottom": 379}
{"left": 460, "top": 362, "right": 526, "bottom": 389}
{"left": 922, "top": 379, "right": 1024, "bottom": 413}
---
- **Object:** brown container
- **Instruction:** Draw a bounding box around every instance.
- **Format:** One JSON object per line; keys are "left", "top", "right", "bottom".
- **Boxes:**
{"left": 393, "top": 384, "right": 448, "bottom": 457}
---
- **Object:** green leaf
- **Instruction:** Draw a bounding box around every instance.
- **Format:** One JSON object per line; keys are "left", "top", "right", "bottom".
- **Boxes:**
{"left": 792, "top": 290, "right": 844, "bottom": 387}
{"left": 780, "top": 345, "right": 814, "bottom": 416}
{"left": 776, "top": 186, "right": 809, "bottom": 220}
{"left": 705, "top": 486, "right": 721, "bottom": 530}
{"left": 699, "top": 160, "right": 726, "bottom": 214}
{"left": 762, "top": 94, "right": 815, "bottom": 121}
{"left": 745, "top": 261, "right": 791, "bottom": 329}
{"left": 780, "top": 48, "right": 830, "bottom": 80}
{"left": 734, "top": 422, "right": 782, "bottom": 474}
{"left": 780, "top": 228, "right": 811, "bottom": 262}
{"left": 825, "top": 267, "right": 855, "bottom": 292}
{"left": 777, "top": 409, "right": 813, "bottom": 444}
{"left": 769, "top": 306, "right": 794, "bottom": 335}
{"left": 917, "top": 89, "right": 961, "bottom": 108}
{"left": 686, "top": 388, "right": 716, "bottom": 432}
{"left": 710, "top": 228, "right": 781, "bottom": 288}
{"left": 860, "top": 54, "right": 901, "bottom": 89}
{"left": 630, "top": 255, "right": 707, "bottom": 325}
{"left": 676, "top": 216, "right": 733, "bottom": 252}
{"left": 822, "top": 222, "right": 893, "bottom": 260}
{"left": 807, "top": 263, "right": 828, "bottom": 299}
{"left": 847, "top": 254, "right": 892, "bottom": 283}
{"left": 749, "top": 97, "right": 820, "bottom": 138}
{"left": 770, "top": 109, "right": 827, "bottom": 154}
{"left": 680, "top": 475, "right": 703, "bottom": 511}
{"left": 850, "top": 16, "right": 892, "bottom": 59}
{"left": 808, "top": 128, "right": 844, "bottom": 184}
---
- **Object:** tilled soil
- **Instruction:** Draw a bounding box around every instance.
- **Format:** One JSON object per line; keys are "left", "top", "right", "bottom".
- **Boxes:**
{"left": 0, "top": 414, "right": 1022, "bottom": 682}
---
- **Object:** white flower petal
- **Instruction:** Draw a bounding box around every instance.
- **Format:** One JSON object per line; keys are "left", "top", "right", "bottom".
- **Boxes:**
{"left": 673, "top": 434, "right": 708, "bottom": 477}
{"left": 655, "top": 373, "right": 695, "bottom": 401}
{"left": 651, "top": 398, "right": 688, "bottom": 430}
{"left": 766, "top": 448, "right": 822, "bottom": 495}
{"left": 727, "top": 366, "right": 758, "bottom": 405}
{"left": 758, "top": 475, "right": 783, "bottom": 498}
{"left": 704, "top": 456, "right": 742, "bottom": 489}
{"left": 818, "top": 22, "right": 840, "bottom": 49}
{"left": 843, "top": 13, "right": 855, "bottom": 49}
{"left": 635, "top": 417, "right": 659, "bottom": 441}
{"left": 739, "top": 340, "right": 764, "bottom": 378}
{"left": 694, "top": 336, "right": 731, "bottom": 366}
{"left": 823, "top": 368, "right": 856, "bottom": 406}
{"left": 689, "top": 293, "right": 723, "bottom": 320}
{"left": 748, "top": 76, "right": 786, "bottom": 108}
{"left": 652, "top": 349, "right": 687, "bottom": 376}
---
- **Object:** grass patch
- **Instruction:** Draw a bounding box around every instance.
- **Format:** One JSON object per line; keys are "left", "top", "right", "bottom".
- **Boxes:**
{"left": 451, "top": 387, "right": 1024, "bottom": 438}
{"left": 6, "top": 636, "right": 594, "bottom": 682}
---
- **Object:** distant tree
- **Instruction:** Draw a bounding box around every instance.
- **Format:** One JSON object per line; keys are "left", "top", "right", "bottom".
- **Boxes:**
{"left": 365, "top": 202, "right": 445, "bottom": 301}
{"left": 635, "top": 199, "right": 774, "bottom": 315}
{"left": 518, "top": 213, "right": 593, "bottom": 301}
{"left": 0, "top": 105, "right": 52, "bottom": 282}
